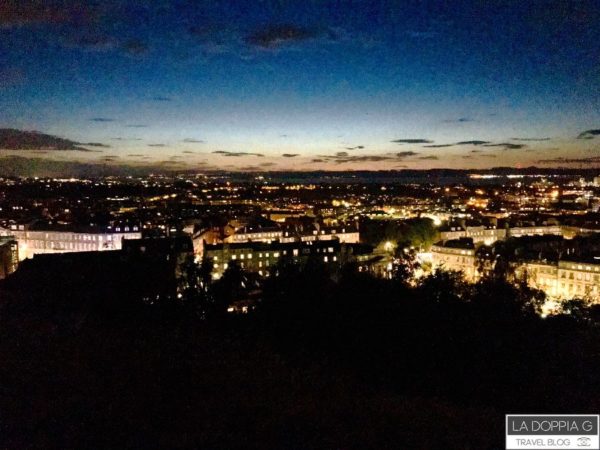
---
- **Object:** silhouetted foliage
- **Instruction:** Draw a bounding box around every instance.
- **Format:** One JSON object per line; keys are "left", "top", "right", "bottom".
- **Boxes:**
{"left": 2, "top": 252, "right": 600, "bottom": 448}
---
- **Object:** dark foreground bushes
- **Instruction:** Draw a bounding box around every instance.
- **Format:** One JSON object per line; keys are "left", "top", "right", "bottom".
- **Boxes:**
{"left": 1, "top": 261, "right": 599, "bottom": 449}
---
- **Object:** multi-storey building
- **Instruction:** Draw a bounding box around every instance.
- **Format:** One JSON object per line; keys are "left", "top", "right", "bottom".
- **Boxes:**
{"left": 518, "top": 259, "right": 600, "bottom": 301}
{"left": 431, "top": 238, "right": 479, "bottom": 281}
{"left": 0, "top": 236, "right": 19, "bottom": 279}
{"left": 280, "top": 224, "right": 360, "bottom": 244}
{"left": 223, "top": 223, "right": 283, "bottom": 244}
{"left": 0, "top": 223, "right": 142, "bottom": 260}
{"left": 439, "top": 224, "right": 599, "bottom": 246}
{"left": 440, "top": 226, "right": 506, "bottom": 245}
{"left": 204, "top": 239, "right": 372, "bottom": 279}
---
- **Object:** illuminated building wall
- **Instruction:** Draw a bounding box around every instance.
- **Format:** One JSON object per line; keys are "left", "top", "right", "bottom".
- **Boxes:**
{"left": 517, "top": 260, "right": 600, "bottom": 302}
{"left": 0, "top": 237, "right": 19, "bottom": 279}
{"left": 0, "top": 225, "right": 142, "bottom": 260}
{"left": 431, "top": 241, "right": 479, "bottom": 282}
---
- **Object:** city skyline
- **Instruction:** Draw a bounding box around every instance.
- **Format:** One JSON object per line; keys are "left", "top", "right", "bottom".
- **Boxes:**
{"left": 1, "top": 0, "right": 599, "bottom": 171}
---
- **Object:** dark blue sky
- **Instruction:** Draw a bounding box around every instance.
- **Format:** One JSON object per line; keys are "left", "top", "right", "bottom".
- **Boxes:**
{"left": 1, "top": 0, "right": 599, "bottom": 170}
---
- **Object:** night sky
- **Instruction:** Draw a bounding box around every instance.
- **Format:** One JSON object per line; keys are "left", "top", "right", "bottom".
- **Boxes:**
{"left": 1, "top": 0, "right": 599, "bottom": 171}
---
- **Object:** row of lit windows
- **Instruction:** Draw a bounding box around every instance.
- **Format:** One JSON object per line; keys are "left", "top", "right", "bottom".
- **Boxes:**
{"left": 213, "top": 255, "right": 339, "bottom": 271}
{"left": 559, "top": 271, "right": 600, "bottom": 281}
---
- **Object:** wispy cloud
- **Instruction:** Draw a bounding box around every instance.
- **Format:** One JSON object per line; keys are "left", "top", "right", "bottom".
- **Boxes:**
{"left": 455, "top": 140, "right": 490, "bottom": 145}
{"left": 245, "top": 24, "right": 318, "bottom": 48}
{"left": 126, "top": 124, "right": 147, "bottom": 128}
{"left": 148, "top": 144, "right": 166, "bottom": 147}
{"left": 539, "top": 156, "right": 600, "bottom": 164}
{"left": 0, "top": 1, "right": 97, "bottom": 28}
{"left": 577, "top": 129, "right": 600, "bottom": 139}
{"left": 418, "top": 155, "right": 439, "bottom": 160}
{"left": 0, "top": 128, "right": 93, "bottom": 151}
{"left": 122, "top": 39, "right": 148, "bottom": 56}
{"left": 391, "top": 139, "right": 433, "bottom": 144}
{"left": 511, "top": 137, "right": 551, "bottom": 141}
{"left": 482, "top": 143, "right": 526, "bottom": 150}
{"left": 90, "top": 117, "right": 115, "bottom": 122}
{"left": 281, "top": 153, "right": 299, "bottom": 157}
{"left": 213, "top": 150, "right": 264, "bottom": 157}
{"left": 81, "top": 142, "right": 110, "bottom": 148}
{"left": 443, "top": 117, "right": 473, "bottom": 123}
{"left": 396, "top": 151, "right": 419, "bottom": 158}
{"left": 182, "top": 138, "right": 204, "bottom": 143}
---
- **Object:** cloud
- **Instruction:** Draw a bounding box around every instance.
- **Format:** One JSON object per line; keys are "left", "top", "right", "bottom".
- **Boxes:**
{"left": 182, "top": 138, "right": 204, "bottom": 143}
{"left": 577, "top": 129, "right": 600, "bottom": 139}
{"left": 539, "top": 156, "right": 600, "bottom": 164}
{"left": 335, "top": 152, "right": 349, "bottom": 157}
{"left": 148, "top": 144, "right": 166, "bottom": 147}
{"left": 336, "top": 156, "right": 394, "bottom": 163}
{"left": 90, "top": 118, "right": 115, "bottom": 122}
{"left": 122, "top": 39, "right": 148, "bottom": 56}
{"left": 0, "top": 1, "right": 94, "bottom": 28}
{"left": 281, "top": 153, "right": 299, "bottom": 157}
{"left": 391, "top": 139, "right": 433, "bottom": 144}
{"left": 63, "top": 34, "right": 117, "bottom": 52}
{"left": 443, "top": 117, "right": 473, "bottom": 123}
{"left": 260, "top": 162, "right": 276, "bottom": 167}
{"left": 311, "top": 159, "right": 324, "bottom": 163}
{"left": 0, "top": 128, "right": 93, "bottom": 151}
{"left": 181, "top": 151, "right": 197, "bottom": 154}
{"left": 418, "top": 155, "right": 439, "bottom": 160}
{"left": 81, "top": 142, "right": 110, "bottom": 148}
{"left": 126, "top": 124, "right": 147, "bottom": 128}
{"left": 112, "top": 137, "right": 142, "bottom": 141}
{"left": 396, "top": 151, "right": 419, "bottom": 158}
{"left": 245, "top": 24, "right": 317, "bottom": 48}
{"left": 423, "top": 144, "right": 454, "bottom": 148}
{"left": 345, "top": 145, "right": 365, "bottom": 150}
{"left": 213, "top": 150, "right": 264, "bottom": 157}
{"left": 482, "top": 143, "right": 526, "bottom": 150}
{"left": 511, "top": 137, "right": 551, "bottom": 141}
{"left": 455, "top": 140, "right": 490, "bottom": 145}
{"left": 127, "top": 154, "right": 145, "bottom": 157}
